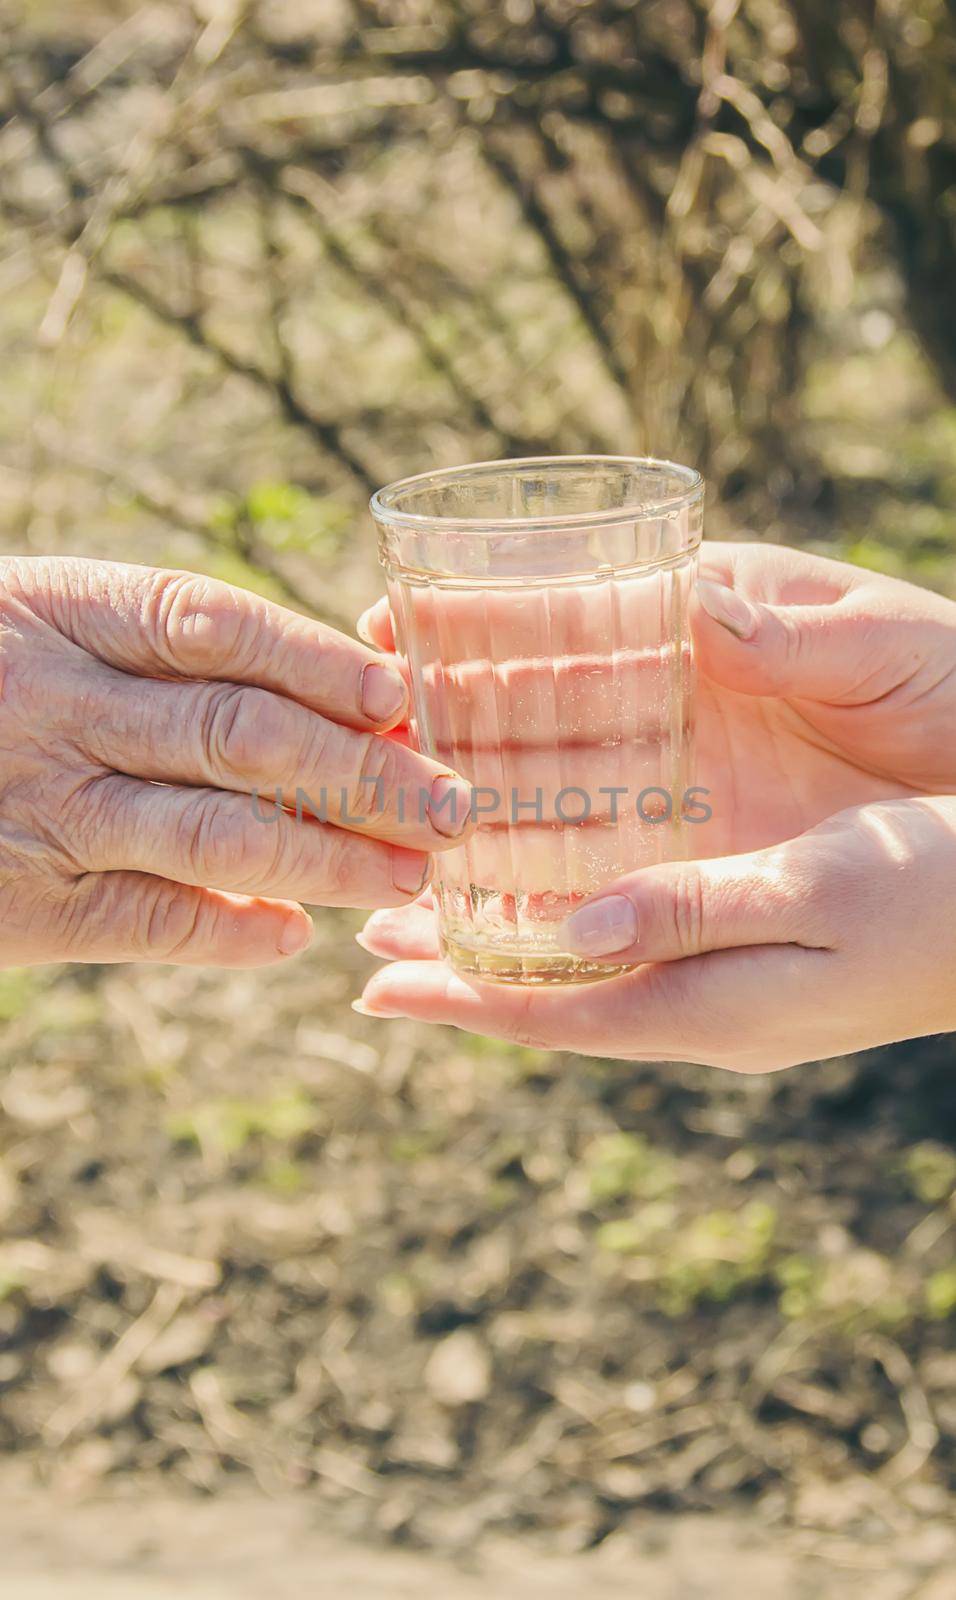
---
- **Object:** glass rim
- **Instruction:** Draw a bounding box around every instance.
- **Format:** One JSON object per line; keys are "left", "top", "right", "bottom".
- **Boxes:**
{"left": 370, "top": 454, "right": 704, "bottom": 534}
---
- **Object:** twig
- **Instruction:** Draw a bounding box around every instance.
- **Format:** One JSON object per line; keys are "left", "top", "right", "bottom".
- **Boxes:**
{"left": 276, "top": 161, "right": 540, "bottom": 453}
{"left": 479, "top": 134, "right": 634, "bottom": 403}
{"left": 858, "top": 1332, "right": 940, "bottom": 1488}
{"left": 44, "top": 1282, "right": 184, "bottom": 1445}
{"left": 3, "top": 41, "right": 380, "bottom": 493}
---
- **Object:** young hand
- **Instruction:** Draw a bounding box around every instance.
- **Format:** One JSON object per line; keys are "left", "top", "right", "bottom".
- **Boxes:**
{"left": 355, "top": 796, "right": 956, "bottom": 1071}
{"left": 356, "top": 545, "right": 956, "bottom": 1068}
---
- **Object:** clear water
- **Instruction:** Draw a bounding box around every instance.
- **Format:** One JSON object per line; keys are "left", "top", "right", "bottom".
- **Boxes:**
{"left": 388, "top": 555, "right": 696, "bottom": 984}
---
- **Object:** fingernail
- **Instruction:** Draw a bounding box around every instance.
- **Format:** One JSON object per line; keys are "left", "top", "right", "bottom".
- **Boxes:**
{"left": 278, "top": 914, "right": 313, "bottom": 956}
{"left": 361, "top": 661, "right": 406, "bottom": 724}
{"left": 564, "top": 894, "right": 637, "bottom": 956}
{"left": 351, "top": 997, "right": 404, "bottom": 1019}
{"left": 429, "top": 774, "right": 472, "bottom": 838}
{"left": 697, "top": 579, "right": 759, "bottom": 641}
{"left": 391, "top": 850, "right": 431, "bottom": 896}
{"left": 356, "top": 608, "right": 375, "bottom": 646}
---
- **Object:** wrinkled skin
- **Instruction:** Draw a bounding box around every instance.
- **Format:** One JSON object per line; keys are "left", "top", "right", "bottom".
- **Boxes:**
{"left": 0, "top": 557, "right": 473, "bottom": 968}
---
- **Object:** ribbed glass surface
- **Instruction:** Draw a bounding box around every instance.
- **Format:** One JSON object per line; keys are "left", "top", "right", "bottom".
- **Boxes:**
{"left": 373, "top": 458, "right": 702, "bottom": 984}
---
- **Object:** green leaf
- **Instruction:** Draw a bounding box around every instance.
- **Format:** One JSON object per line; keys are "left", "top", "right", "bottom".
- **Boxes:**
{"left": 585, "top": 1132, "right": 678, "bottom": 1204}
{"left": 241, "top": 480, "right": 351, "bottom": 553}
{"left": 926, "top": 1269, "right": 956, "bottom": 1320}
{"left": 0, "top": 969, "right": 39, "bottom": 1022}
{"left": 903, "top": 1142, "right": 956, "bottom": 1205}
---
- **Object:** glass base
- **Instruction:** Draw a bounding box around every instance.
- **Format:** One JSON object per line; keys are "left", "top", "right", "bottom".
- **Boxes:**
{"left": 440, "top": 930, "right": 636, "bottom": 986}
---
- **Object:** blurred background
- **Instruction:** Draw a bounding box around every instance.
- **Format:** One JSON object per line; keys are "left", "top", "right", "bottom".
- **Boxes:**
{"left": 0, "top": 0, "right": 955, "bottom": 1592}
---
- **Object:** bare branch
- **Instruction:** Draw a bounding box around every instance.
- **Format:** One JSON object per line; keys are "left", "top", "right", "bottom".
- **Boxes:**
{"left": 479, "top": 134, "right": 634, "bottom": 402}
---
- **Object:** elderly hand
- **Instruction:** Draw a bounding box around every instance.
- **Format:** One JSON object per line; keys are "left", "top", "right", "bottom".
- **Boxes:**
{"left": 0, "top": 557, "right": 472, "bottom": 968}
{"left": 355, "top": 544, "right": 956, "bottom": 1069}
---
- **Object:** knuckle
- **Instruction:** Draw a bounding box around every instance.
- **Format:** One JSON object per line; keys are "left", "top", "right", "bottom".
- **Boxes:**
{"left": 257, "top": 812, "right": 321, "bottom": 895}
{"left": 762, "top": 609, "right": 813, "bottom": 695}
{"left": 346, "top": 735, "right": 400, "bottom": 824}
{"left": 778, "top": 608, "right": 808, "bottom": 667}
{"left": 180, "top": 792, "right": 246, "bottom": 885}
{"left": 200, "top": 685, "right": 284, "bottom": 785}
{"left": 667, "top": 864, "right": 707, "bottom": 956}
{"left": 310, "top": 824, "right": 364, "bottom": 899}
{"left": 135, "top": 880, "right": 206, "bottom": 960}
{"left": 146, "top": 569, "right": 254, "bottom": 674}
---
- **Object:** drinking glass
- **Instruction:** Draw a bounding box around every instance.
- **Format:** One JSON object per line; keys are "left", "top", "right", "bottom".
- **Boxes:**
{"left": 371, "top": 456, "right": 703, "bottom": 985}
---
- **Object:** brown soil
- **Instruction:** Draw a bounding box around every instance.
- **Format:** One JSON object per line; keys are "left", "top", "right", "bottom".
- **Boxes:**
{"left": 2, "top": 948, "right": 956, "bottom": 1566}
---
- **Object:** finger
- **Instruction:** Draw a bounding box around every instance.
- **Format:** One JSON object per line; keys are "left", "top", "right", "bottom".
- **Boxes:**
{"left": 693, "top": 548, "right": 944, "bottom": 706}
{"left": 561, "top": 837, "right": 831, "bottom": 965}
{"left": 71, "top": 775, "right": 432, "bottom": 909}
{"left": 40, "top": 559, "right": 408, "bottom": 732}
{"left": 84, "top": 671, "right": 474, "bottom": 852}
{"left": 697, "top": 540, "right": 869, "bottom": 703}
{"left": 698, "top": 545, "right": 956, "bottom": 708}
{"left": 357, "top": 899, "right": 440, "bottom": 958}
{"left": 354, "top": 944, "right": 833, "bottom": 1070}
{"left": 352, "top": 958, "right": 674, "bottom": 1053}
{"left": 699, "top": 541, "right": 860, "bottom": 606}
{"left": 62, "top": 872, "right": 313, "bottom": 967}
{"left": 693, "top": 579, "right": 875, "bottom": 703}
{"left": 357, "top": 596, "right": 395, "bottom": 651}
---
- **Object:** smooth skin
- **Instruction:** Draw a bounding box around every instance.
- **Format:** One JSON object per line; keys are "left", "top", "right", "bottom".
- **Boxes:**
{"left": 354, "top": 542, "right": 956, "bottom": 1071}
{"left": 0, "top": 557, "right": 473, "bottom": 968}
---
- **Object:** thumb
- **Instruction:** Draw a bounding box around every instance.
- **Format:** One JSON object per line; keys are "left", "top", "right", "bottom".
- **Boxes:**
{"left": 562, "top": 840, "right": 826, "bottom": 964}
{"left": 694, "top": 577, "right": 880, "bottom": 704}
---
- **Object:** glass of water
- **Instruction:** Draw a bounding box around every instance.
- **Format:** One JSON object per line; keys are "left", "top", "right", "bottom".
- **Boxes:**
{"left": 371, "top": 456, "right": 703, "bottom": 985}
